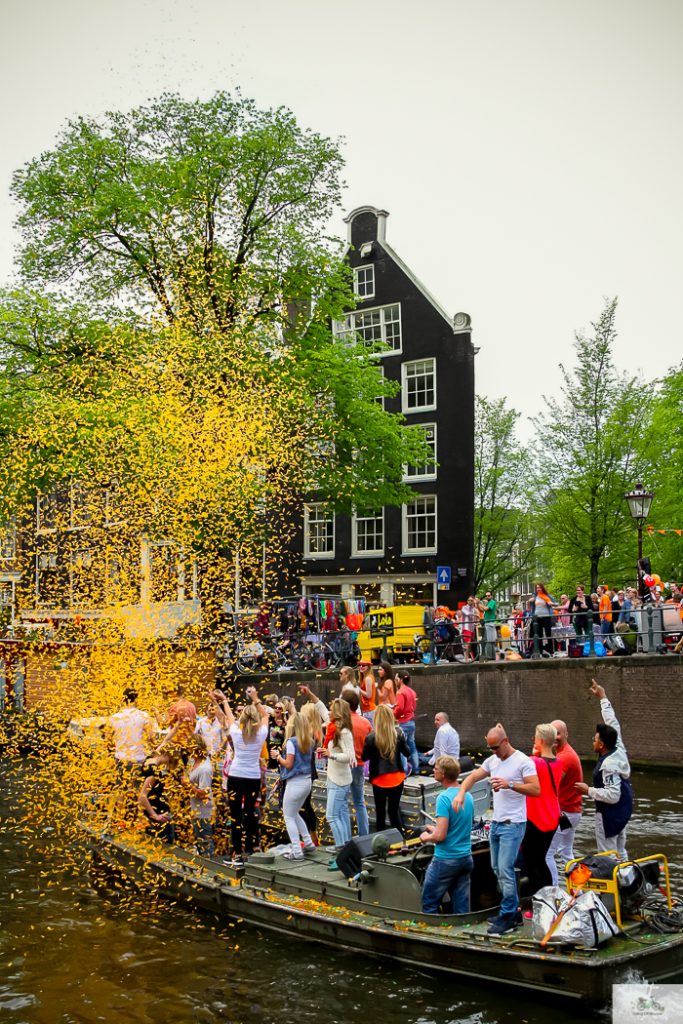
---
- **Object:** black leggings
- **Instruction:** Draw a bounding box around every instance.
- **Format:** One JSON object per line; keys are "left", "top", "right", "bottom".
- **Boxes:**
{"left": 520, "top": 821, "right": 554, "bottom": 896}
{"left": 372, "top": 781, "right": 404, "bottom": 833}
{"left": 532, "top": 616, "right": 553, "bottom": 654}
{"left": 227, "top": 776, "right": 261, "bottom": 855}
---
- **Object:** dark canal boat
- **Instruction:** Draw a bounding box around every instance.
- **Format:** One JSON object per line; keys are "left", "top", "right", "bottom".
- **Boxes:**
{"left": 84, "top": 817, "right": 683, "bottom": 1007}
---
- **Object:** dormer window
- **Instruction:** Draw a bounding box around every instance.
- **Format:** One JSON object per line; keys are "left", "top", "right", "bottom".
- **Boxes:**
{"left": 353, "top": 265, "right": 375, "bottom": 300}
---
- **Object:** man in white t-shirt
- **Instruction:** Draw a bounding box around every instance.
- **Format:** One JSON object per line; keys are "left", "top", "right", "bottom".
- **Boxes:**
{"left": 453, "top": 722, "right": 539, "bottom": 935}
{"left": 107, "top": 688, "right": 156, "bottom": 768}
{"left": 195, "top": 697, "right": 227, "bottom": 756}
{"left": 107, "top": 687, "right": 157, "bottom": 821}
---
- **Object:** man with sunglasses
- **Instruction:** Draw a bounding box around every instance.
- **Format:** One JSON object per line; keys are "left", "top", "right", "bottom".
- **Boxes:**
{"left": 452, "top": 723, "right": 540, "bottom": 935}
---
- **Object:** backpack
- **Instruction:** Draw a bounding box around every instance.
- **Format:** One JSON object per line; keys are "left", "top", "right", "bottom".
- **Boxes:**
{"left": 605, "top": 634, "right": 630, "bottom": 656}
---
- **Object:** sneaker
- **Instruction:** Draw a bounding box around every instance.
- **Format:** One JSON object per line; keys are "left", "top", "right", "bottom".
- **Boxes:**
{"left": 230, "top": 856, "right": 244, "bottom": 868}
{"left": 327, "top": 858, "right": 339, "bottom": 871}
{"left": 487, "top": 914, "right": 519, "bottom": 936}
{"left": 283, "top": 851, "right": 303, "bottom": 861}
{"left": 302, "top": 845, "right": 317, "bottom": 856}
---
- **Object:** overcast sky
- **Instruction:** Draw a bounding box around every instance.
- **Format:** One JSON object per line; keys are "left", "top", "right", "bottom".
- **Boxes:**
{"left": 1, "top": 0, "right": 681, "bottom": 438}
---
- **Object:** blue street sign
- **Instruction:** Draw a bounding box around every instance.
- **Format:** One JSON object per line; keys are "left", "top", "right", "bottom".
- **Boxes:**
{"left": 436, "top": 565, "right": 451, "bottom": 588}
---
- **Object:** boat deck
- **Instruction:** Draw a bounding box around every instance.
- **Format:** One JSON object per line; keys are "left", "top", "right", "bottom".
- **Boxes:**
{"left": 85, "top": 825, "right": 683, "bottom": 1004}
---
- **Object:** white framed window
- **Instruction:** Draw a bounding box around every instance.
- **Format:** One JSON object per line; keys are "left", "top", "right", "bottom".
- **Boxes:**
{"left": 375, "top": 365, "right": 385, "bottom": 408}
{"left": 36, "top": 493, "right": 58, "bottom": 532}
{"left": 352, "top": 510, "right": 384, "bottom": 557}
{"left": 402, "top": 358, "right": 436, "bottom": 413}
{"left": 37, "top": 549, "right": 58, "bottom": 570}
{"left": 404, "top": 423, "right": 437, "bottom": 481}
{"left": 402, "top": 495, "right": 437, "bottom": 554}
{"left": 71, "top": 549, "right": 93, "bottom": 570}
{"left": 353, "top": 265, "right": 375, "bottom": 300}
{"left": 70, "top": 480, "right": 95, "bottom": 529}
{"left": 333, "top": 303, "right": 401, "bottom": 355}
{"left": 0, "top": 521, "right": 16, "bottom": 560}
{"left": 304, "top": 503, "right": 335, "bottom": 559}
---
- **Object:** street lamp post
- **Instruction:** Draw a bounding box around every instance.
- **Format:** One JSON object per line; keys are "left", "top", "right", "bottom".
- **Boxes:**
{"left": 624, "top": 483, "right": 654, "bottom": 597}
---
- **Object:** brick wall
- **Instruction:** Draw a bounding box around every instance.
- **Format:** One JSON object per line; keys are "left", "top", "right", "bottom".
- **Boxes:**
{"left": 10, "top": 641, "right": 682, "bottom": 765}
{"left": 261, "top": 656, "right": 683, "bottom": 766}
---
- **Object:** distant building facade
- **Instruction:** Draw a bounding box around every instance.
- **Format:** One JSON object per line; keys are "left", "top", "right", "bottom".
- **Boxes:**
{"left": 294, "top": 206, "right": 475, "bottom": 608}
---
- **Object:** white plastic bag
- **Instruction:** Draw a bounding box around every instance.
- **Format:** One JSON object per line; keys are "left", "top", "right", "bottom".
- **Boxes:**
{"left": 532, "top": 885, "right": 619, "bottom": 947}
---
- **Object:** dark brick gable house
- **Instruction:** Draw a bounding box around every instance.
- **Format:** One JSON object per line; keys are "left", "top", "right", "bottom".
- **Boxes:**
{"left": 293, "top": 205, "right": 475, "bottom": 609}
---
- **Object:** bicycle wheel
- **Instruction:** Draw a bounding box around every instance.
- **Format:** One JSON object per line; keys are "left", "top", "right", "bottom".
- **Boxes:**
{"left": 414, "top": 637, "right": 435, "bottom": 666}
{"left": 323, "top": 642, "right": 342, "bottom": 670}
{"left": 287, "top": 638, "right": 311, "bottom": 670}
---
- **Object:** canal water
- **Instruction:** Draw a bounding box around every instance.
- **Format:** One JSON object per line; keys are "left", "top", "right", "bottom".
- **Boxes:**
{"left": 1, "top": 762, "right": 682, "bottom": 1024}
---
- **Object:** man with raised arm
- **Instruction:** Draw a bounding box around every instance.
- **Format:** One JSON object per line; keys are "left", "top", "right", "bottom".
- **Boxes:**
{"left": 452, "top": 723, "right": 540, "bottom": 935}
{"left": 575, "top": 679, "right": 632, "bottom": 860}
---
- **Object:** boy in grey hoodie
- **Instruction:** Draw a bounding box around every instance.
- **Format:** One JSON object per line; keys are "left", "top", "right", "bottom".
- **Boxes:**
{"left": 575, "top": 680, "right": 633, "bottom": 860}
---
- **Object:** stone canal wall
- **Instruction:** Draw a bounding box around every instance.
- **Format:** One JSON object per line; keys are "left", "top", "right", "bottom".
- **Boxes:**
{"left": 5, "top": 641, "right": 682, "bottom": 766}
{"left": 265, "top": 655, "right": 683, "bottom": 767}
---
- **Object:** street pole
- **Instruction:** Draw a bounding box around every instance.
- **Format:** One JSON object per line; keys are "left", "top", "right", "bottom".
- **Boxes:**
{"left": 624, "top": 484, "right": 654, "bottom": 600}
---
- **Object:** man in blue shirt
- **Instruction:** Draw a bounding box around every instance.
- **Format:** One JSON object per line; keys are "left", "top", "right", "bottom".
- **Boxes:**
{"left": 419, "top": 756, "right": 474, "bottom": 914}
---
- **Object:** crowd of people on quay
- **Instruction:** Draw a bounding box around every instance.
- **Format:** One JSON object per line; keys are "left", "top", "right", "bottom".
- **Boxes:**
{"left": 105, "top": 667, "right": 632, "bottom": 934}
{"left": 428, "top": 577, "right": 683, "bottom": 661}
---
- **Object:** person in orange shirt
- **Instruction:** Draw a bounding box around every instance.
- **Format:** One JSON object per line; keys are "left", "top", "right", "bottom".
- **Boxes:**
{"left": 376, "top": 662, "right": 396, "bottom": 707}
{"left": 598, "top": 586, "right": 613, "bottom": 637}
{"left": 358, "top": 660, "right": 377, "bottom": 722}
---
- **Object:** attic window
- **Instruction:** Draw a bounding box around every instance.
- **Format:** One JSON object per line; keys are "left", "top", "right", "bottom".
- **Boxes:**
{"left": 353, "top": 265, "right": 375, "bottom": 300}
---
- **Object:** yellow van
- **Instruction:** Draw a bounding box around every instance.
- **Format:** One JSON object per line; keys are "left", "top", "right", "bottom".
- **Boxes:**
{"left": 357, "top": 605, "right": 427, "bottom": 664}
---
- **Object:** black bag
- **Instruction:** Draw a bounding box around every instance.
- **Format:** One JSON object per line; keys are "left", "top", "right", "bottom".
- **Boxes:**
{"left": 605, "top": 634, "right": 630, "bottom": 656}
{"left": 559, "top": 813, "right": 572, "bottom": 831}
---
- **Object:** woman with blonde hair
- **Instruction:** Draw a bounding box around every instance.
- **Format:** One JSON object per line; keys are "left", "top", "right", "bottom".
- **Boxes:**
{"left": 339, "top": 665, "right": 359, "bottom": 695}
{"left": 318, "top": 697, "right": 355, "bottom": 870}
{"left": 299, "top": 701, "right": 324, "bottom": 844}
{"left": 521, "top": 722, "right": 562, "bottom": 895}
{"left": 271, "top": 711, "right": 316, "bottom": 860}
{"left": 214, "top": 685, "right": 269, "bottom": 866}
{"left": 362, "top": 703, "right": 410, "bottom": 833}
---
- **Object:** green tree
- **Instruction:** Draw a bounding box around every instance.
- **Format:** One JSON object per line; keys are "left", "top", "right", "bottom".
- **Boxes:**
{"left": 473, "top": 395, "right": 536, "bottom": 595}
{"left": 636, "top": 363, "right": 683, "bottom": 583}
{"left": 1, "top": 93, "right": 429, "bottom": 615}
{"left": 11, "top": 92, "right": 344, "bottom": 331}
{"left": 532, "top": 298, "right": 652, "bottom": 593}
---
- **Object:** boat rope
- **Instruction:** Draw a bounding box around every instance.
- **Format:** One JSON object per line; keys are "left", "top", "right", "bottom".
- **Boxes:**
{"left": 634, "top": 892, "right": 683, "bottom": 935}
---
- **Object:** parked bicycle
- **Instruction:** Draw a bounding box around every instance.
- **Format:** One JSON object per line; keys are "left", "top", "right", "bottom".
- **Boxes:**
{"left": 414, "top": 624, "right": 464, "bottom": 665}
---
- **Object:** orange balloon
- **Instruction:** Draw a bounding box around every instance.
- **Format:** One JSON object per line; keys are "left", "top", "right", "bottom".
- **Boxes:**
{"left": 500, "top": 624, "right": 511, "bottom": 638}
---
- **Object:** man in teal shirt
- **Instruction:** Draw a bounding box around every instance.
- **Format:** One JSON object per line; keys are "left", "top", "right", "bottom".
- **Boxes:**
{"left": 419, "top": 756, "right": 474, "bottom": 913}
{"left": 481, "top": 591, "right": 498, "bottom": 661}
